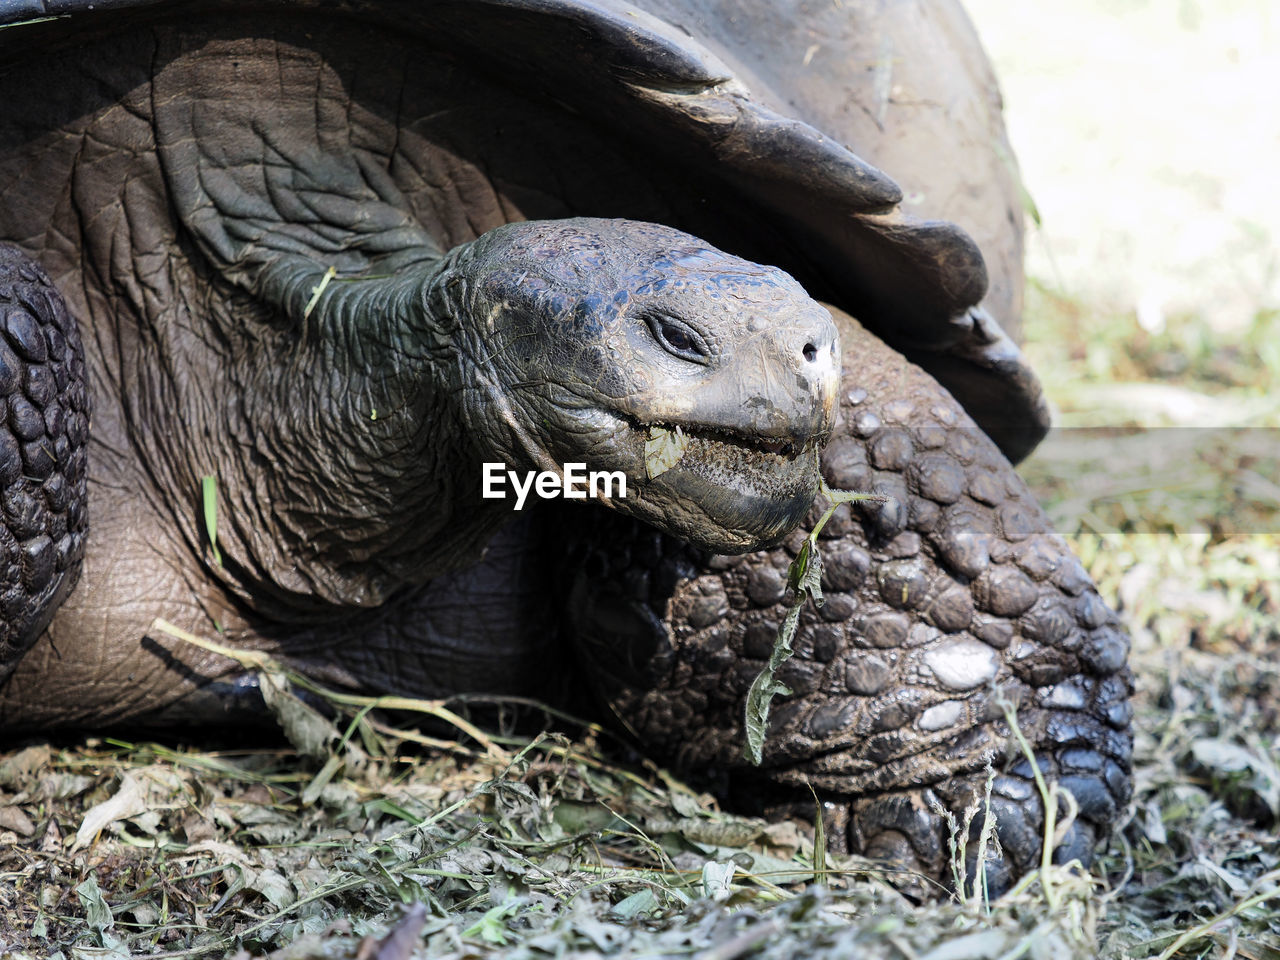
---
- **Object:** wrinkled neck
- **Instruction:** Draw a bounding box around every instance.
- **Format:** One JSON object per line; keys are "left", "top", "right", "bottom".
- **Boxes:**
{"left": 424, "top": 252, "right": 568, "bottom": 483}
{"left": 199, "top": 248, "right": 516, "bottom": 619}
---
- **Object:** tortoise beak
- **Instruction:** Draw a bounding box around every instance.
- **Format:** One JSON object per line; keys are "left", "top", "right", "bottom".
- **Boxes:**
{"left": 618, "top": 305, "right": 841, "bottom": 450}
{"left": 710, "top": 308, "right": 839, "bottom": 445}
{"left": 603, "top": 306, "right": 841, "bottom": 554}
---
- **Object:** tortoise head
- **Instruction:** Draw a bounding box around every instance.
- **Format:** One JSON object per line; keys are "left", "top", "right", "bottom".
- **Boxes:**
{"left": 444, "top": 218, "right": 839, "bottom": 553}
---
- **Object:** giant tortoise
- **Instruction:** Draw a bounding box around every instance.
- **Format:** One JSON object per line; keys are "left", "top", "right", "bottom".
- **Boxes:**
{"left": 0, "top": 0, "right": 1131, "bottom": 889}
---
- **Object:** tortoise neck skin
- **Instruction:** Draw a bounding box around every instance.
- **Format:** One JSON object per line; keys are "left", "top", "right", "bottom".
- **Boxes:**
{"left": 207, "top": 218, "right": 839, "bottom": 618}
{"left": 232, "top": 249, "right": 509, "bottom": 610}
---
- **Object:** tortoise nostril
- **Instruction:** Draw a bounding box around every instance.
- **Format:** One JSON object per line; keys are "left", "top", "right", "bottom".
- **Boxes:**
{"left": 803, "top": 342, "right": 818, "bottom": 363}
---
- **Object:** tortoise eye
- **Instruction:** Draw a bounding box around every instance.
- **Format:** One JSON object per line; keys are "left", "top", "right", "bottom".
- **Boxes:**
{"left": 647, "top": 313, "right": 711, "bottom": 364}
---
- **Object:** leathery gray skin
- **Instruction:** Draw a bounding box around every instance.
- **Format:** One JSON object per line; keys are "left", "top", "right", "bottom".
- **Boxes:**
{"left": 566, "top": 312, "right": 1133, "bottom": 893}
{"left": 245, "top": 216, "right": 837, "bottom": 590}
{"left": 443, "top": 220, "right": 840, "bottom": 554}
{"left": 0, "top": 235, "right": 1131, "bottom": 894}
{"left": 0, "top": 221, "right": 836, "bottom": 681}
{"left": 0, "top": 228, "right": 1132, "bottom": 893}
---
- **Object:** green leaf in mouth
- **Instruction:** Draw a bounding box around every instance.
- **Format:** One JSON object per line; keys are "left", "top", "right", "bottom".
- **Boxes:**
{"left": 645, "top": 424, "right": 690, "bottom": 480}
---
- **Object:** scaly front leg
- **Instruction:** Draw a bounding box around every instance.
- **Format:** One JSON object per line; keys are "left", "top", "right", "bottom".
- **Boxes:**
{"left": 0, "top": 244, "right": 89, "bottom": 686}
{"left": 566, "top": 308, "right": 1133, "bottom": 893}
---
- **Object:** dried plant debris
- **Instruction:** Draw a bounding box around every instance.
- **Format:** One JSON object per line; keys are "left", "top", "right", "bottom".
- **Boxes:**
{"left": 4, "top": 287, "right": 1280, "bottom": 958}
{"left": 0, "top": 715, "right": 1098, "bottom": 959}
{"left": 644, "top": 424, "right": 690, "bottom": 480}
{"left": 2, "top": 568, "right": 1276, "bottom": 960}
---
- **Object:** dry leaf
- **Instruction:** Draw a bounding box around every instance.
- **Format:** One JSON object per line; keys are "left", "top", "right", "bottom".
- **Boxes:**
{"left": 645, "top": 424, "right": 689, "bottom": 479}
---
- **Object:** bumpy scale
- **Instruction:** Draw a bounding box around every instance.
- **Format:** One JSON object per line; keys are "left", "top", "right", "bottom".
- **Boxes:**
{"left": 566, "top": 311, "right": 1133, "bottom": 891}
{"left": 0, "top": 246, "right": 89, "bottom": 685}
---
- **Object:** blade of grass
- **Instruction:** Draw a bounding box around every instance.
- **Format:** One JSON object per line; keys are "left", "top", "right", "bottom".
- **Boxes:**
{"left": 150, "top": 618, "right": 507, "bottom": 759}
{"left": 200, "top": 475, "right": 221, "bottom": 566}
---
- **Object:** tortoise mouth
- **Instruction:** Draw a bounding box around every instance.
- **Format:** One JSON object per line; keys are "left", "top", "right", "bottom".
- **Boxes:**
{"left": 528, "top": 385, "right": 828, "bottom": 552}
{"left": 611, "top": 414, "right": 826, "bottom": 554}
{"left": 644, "top": 419, "right": 810, "bottom": 461}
